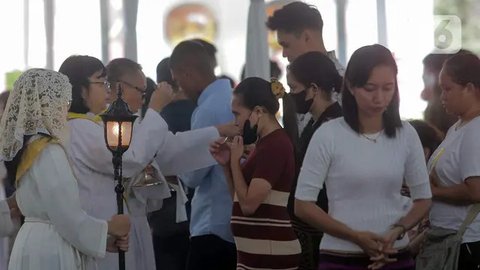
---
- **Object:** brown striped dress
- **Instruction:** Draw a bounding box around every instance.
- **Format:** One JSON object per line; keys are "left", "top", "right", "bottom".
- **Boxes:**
{"left": 231, "top": 129, "right": 301, "bottom": 270}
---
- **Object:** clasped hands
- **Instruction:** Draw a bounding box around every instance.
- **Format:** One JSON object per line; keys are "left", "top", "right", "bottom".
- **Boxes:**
{"left": 354, "top": 226, "right": 405, "bottom": 270}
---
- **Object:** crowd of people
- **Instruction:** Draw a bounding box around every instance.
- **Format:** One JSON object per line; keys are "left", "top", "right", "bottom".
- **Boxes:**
{"left": 0, "top": 1, "right": 480, "bottom": 270}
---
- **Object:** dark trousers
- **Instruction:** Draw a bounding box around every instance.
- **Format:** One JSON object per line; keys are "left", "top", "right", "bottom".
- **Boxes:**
{"left": 318, "top": 251, "right": 414, "bottom": 270}
{"left": 152, "top": 233, "right": 190, "bottom": 270}
{"left": 186, "top": 234, "right": 237, "bottom": 270}
{"left": 293, "top": 227, "right": 321, "bottom": 270}
{"left": 458, "top": 241, "right": 480, "bottom": 270}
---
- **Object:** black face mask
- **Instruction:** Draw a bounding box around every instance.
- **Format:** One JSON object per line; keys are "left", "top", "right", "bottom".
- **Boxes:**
{"left": 290, "top": 90, "right": 314, "bottom": 114}
{"left": 242, "top": 119, "right": 258, "bottom": 145}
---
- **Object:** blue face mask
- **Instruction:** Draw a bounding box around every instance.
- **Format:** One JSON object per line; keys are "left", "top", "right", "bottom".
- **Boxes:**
{"left": 242, "top": 116, "right": 258, "bottom": 145}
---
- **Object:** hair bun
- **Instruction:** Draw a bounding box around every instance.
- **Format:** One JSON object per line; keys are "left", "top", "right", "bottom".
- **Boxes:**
{"left": 271, "top": 78, "right": 285, "bottom": 99}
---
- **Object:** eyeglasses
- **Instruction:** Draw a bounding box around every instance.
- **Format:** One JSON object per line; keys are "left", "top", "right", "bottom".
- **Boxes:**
{"left": 119, "top": 80, "right": 146, "bottom": 97}
{"left": 89, "top": 81, "right": 111, "bottom": 89}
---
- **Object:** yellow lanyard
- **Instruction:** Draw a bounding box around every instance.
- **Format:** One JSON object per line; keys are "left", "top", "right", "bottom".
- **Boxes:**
{"left": 67, "top": 112, "right": 102, "bottom": 123}
{"left": 16, "top": 137, "right": 59, "bottom": 186}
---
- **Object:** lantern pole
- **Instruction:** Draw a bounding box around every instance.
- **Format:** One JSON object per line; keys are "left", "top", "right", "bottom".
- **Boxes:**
{"left": 113, "top": 135, "right": 125, "bottom": 270}
{"left": 100, "top": 84, "right": 137, "bottom": 270}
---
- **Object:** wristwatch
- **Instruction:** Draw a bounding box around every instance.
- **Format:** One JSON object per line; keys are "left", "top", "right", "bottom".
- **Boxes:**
{"left": 392, "top": 223, "right": 407, "bottom": 240}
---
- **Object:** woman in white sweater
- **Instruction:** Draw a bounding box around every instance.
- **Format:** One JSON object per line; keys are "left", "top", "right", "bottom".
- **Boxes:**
{"left": 294, "top": 44, "right": 432, "bottom": 270}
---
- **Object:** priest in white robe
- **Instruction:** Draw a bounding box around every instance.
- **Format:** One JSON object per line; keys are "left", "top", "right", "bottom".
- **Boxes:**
{"left": 60, "top": 56, "right": 239, "bottom": 270}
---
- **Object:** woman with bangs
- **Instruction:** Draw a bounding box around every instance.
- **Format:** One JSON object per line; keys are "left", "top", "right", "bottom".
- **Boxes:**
{"left": 295, "top": 45, "right": 432, "bottom": 270}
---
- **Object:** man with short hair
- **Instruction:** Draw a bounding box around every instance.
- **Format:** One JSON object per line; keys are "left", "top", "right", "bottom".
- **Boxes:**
{"left": 171, "top": 41, "right": 237, "bottom": 270}
{"left": 267, "top": 1, "right": 342, "bottom": 69}
{"left": 190, "top": 38, "right": 218, "bottom": 70}
{"left": 267, "top": 1, "right": 344, "bottom": 134}
{"left": 267, "top": 3, "right": 345, "bottom": 269}
{"left": 66, "top": 57, "right": 237, "bottom": 270}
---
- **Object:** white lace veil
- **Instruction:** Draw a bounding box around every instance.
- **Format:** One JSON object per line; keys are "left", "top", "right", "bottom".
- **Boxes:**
{"left": 0, "top": 68, "right": 72, "bottom": 161}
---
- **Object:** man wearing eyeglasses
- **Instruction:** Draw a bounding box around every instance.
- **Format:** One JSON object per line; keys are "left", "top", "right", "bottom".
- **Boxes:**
{"left": 107, "top": 59, "right": 150, "bottom": 113}
{"left": 73, "top": 58, "right": 238, "bottom": 270}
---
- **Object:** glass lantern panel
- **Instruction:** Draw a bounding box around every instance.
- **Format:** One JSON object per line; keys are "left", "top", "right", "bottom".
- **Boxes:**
{"left": 106, "top": 121, "right": 133, "bottom": 150}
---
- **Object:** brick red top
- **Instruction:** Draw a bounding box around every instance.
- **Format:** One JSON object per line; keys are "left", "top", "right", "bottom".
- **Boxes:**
{"left": 231, "top": 128, "right": 300, "bottom": 269}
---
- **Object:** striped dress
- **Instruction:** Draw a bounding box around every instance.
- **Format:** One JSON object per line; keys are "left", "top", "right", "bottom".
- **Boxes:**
{"left": 231, "top": 129, "right": 301, "bottom": 270}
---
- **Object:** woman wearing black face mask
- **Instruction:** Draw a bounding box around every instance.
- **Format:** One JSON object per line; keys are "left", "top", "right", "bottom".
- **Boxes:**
{"left": 210, "top": 77, "right": 301, "bottom": 270}
{"left": 286, "top": 51, "right": 343, "bottom": 270}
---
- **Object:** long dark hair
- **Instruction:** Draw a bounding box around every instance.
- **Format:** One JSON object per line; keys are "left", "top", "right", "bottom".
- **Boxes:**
{"left": 59, "top": 55, "right": 106, "bottom": 114}
{"left": 234, "top": 77, "right": 297, "bottom": 143}
{"left": 288, "top": 51, "right": 343, "bottom": 99}
{"left": 342, "top": 44, "right": 402, "bottom": 138}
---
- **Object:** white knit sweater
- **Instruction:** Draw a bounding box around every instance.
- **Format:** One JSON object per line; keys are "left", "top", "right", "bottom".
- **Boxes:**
{"left": 296, "top": 118, "right": 432, "bottom": 252}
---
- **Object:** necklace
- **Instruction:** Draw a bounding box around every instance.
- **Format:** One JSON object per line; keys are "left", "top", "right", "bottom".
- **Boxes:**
{"left": 361, "top": 131, "right": 383, "bottom": 143}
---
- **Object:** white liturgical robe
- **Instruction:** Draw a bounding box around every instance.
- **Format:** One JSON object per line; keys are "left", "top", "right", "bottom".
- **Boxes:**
{"left": 8, "top": 143, "right": 108, "bottom": 270}
{"left": 67, "top": 108, "right": 219, "bottom": 270}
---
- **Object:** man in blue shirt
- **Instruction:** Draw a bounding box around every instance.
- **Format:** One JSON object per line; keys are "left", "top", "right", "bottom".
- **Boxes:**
{"left": 171, "top": 40, "right": 236, "bottom": 270}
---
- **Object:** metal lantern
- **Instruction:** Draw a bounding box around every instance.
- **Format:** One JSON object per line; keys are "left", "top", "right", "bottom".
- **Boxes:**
{"left": 100, "top": 84, "right": 137, "bottom": 270}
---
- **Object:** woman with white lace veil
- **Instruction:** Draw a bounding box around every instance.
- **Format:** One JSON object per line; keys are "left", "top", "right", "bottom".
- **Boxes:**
{"left": 0, "top": 69, "right": 131, "bottom": 270}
